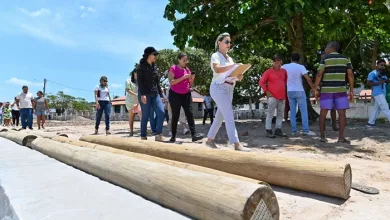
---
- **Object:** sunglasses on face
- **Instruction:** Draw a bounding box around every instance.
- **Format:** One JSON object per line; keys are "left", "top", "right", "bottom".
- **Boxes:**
{"left": 224, "top": 40, "right": 232, "bottom": 45}
{"left": 103, "top": 80, "right": 107, "bottom": 83}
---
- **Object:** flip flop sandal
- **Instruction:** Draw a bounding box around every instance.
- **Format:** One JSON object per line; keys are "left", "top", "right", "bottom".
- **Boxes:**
{"left": 320, "top": 138, "right": 328, "bottom": 143}
{"left": 352, "top": 183, "right": 379, "bottom": 194}
{"left": 337, "top": 139, "right": 351, "bottom": 144}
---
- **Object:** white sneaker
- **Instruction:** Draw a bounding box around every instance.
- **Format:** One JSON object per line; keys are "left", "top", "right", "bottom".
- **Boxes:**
{"left": 183, "top": 128, "right": 190, "bottom": 135}
{"left": 301, "top": 131, "right": 316, "bottom": 136}
{"left": 235, "top": 144, "right": 250, "bottom": 152}
{"left": 155, "top": 135, "right": 164, "bottom": 142}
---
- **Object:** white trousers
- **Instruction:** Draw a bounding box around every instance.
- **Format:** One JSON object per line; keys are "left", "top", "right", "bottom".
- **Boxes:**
{"left": 368, "top": 94, "right": 390, "bottom": 124}
{"left": 207, "top": 83, "right": 239, "bottom": 144}
{"left": 266, "top": 97, "right": 285, "bottom": 130}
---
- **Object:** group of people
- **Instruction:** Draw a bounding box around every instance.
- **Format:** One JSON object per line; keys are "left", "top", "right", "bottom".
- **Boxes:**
{"left": 92, "top": 33, "right": 387, "bottom": 150}
{"left": 0, "top": 86, "right": 50, "bottom": 130}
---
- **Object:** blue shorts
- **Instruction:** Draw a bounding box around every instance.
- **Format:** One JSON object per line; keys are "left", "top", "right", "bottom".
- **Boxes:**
{"left": 35, "top": 110, "right": 46, "bottom": 116}
{"left": 320, "top": 92, "right": 349, "bottom": 110}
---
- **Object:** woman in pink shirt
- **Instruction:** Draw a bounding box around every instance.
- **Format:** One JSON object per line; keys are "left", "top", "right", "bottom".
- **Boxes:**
{"left": 168, "top": 52, "right": 203, "bottom": 142}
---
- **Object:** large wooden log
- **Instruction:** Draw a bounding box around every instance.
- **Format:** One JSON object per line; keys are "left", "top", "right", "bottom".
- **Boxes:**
{"left": 28, "top": 137, "right": 279, "bottom": 220}
{"left": 0, "top": 131, "right": 37, "bottom": 146}
{"left": 52, "top": 136, "right": 269, "bottom": 186}
{"left": 23, "top": 130, "right": 68, "bottom": 138}
{"left": 80, "top": 135, "right": 352, "bottom": 199}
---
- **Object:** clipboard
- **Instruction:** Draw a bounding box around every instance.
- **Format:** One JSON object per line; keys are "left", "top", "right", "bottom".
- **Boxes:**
{"left": 228, "top": 64, "right": 252, "bottom": 77}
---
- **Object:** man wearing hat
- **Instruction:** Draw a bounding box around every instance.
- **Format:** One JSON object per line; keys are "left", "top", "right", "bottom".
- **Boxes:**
{"left": 137, "top": 46, "right": 165, "bottom": 142}
{"left": 259, "top": 54, "right": 288, "bottom": 138}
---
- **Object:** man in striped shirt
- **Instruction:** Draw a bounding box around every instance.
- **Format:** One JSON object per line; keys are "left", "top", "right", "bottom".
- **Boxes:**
{"left": 314, "top": 41, "right": 354, "bottom": 143}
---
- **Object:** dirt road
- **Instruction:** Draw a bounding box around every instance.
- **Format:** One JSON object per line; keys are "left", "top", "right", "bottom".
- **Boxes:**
{"left": 41, "top": 118, "right": 390, "bottom": 219}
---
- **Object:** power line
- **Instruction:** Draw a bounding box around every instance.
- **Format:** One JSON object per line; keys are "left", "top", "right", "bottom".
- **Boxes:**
{"left": 46, "top": 79, "right": 124, "bottom": 93}
{"left": 45, "top": 79, "right": 125, "bottom": 99}
{"left": 46, "top": 79, "right": 91, "bottom": 93}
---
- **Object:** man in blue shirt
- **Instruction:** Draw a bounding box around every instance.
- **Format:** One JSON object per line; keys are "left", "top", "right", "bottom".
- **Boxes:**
{"left": 367, "top": 59, "right": 390, "bottom": 126}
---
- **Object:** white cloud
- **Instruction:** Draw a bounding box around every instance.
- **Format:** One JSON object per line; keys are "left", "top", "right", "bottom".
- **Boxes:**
{"left": 110, "top": 83, "right": 122, "bottom": 88}
{"left": 19, "top": 8, "right": 51, "bottom": 17}
{"left": 79, "top": 5, "right": 95, "bottom": 18}
{"left": 19, "top": 24, "right": 76, "bottom": 47}
{"left": 5, "top": 77, "right": 43, "bottom": 87}
{"left": 87, "top": 7, "right": 96, "bottom": 12}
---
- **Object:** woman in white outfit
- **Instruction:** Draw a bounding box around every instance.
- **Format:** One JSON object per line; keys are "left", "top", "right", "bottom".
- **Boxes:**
{"left": 125, "top": 69, "right": 142, "bottom": 136}
{"left": 205, "top": 33, "right": 249, "bottom": 152}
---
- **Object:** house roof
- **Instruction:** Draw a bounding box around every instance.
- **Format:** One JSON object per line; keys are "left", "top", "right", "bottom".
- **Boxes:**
{"left": 112, "top": 101, "right": 126, "bottom": 106}
{"left": 359, "top": 90, "right": 372, "bottom": 100}
{"left": 112, "top": 96, "right": 126, "bottom": 101}
{"left": 111, "top": 90, "right": 205, "bottom": 104}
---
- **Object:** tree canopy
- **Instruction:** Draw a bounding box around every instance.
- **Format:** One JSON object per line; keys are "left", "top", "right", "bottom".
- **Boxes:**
{"left": 46, "top": 91, "right": 92, "bottom": 113}
{"left": 163, "top": 0, "right": 390, "bottom": 120}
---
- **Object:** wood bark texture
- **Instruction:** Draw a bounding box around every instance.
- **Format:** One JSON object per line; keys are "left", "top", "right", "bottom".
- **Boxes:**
{"left": 0, "top": 130, "right": 37, "bottom": 146}
{"left": 23, "top": 130, "right": 68, "bottom": 138}
{"left": 80, "top": 135, "right": 352, "bottom": 199}
{"left": 28, "top": 137, "right": 280, "bottom": 220}
{"left": 53, "top": 136, "right": 269, "bottom": 186}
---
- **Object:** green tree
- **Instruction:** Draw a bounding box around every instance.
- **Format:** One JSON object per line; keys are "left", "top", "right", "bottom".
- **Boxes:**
{"left": 153, "top": 48, "right": 212, "bottom": 94}
{"left": 164, "top": 0, "right": 390, "bottom": 120}
{"left": 46, "top": 91, "right": 92, "bottom": 113}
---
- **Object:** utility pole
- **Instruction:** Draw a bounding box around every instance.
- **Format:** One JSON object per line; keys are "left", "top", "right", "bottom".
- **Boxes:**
{"left": 43, "top": 79, "right": 47, "bottom": 96}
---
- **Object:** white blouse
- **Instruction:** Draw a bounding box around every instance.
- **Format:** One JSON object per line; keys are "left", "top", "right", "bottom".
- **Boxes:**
{"left": 210, "top": 52, "right": 238, "bottom": 84}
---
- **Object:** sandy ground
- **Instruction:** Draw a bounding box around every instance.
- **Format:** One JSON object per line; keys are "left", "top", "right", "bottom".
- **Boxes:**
{"left": 32, "top": 117, "right": 390, "bottom": 219}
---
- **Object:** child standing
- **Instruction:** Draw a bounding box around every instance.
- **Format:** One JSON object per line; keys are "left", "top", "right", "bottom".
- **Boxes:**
{"left": 0, "top": 102, "right": 3, "bottom": 126}
{"left": 3, "top": 102, "right": 12, "bottom": 127}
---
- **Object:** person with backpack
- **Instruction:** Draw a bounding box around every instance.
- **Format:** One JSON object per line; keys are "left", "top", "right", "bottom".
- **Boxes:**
{"left": 94, "top": 76, "right": 112, "bottom": 135}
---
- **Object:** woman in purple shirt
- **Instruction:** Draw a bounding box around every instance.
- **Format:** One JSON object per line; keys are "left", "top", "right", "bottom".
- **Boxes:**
{"left": 168, "top": 52, "right": 203, "bottom": 142}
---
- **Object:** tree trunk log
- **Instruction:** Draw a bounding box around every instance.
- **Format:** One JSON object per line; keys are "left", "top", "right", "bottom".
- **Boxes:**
{"left": 23, "top": 130, "right": 68, "bottom": 139}
{"left": 285, "top": 13, "right": 319, "bottom": 122}
{"left": 80, "top": 136, "right": 352, "bottom": 199}
{"left": 0, "top": 131, "right": 37, "bottom": 146}
{"left": 29, "top": 137, "right": 280, "bottom": 220}
{"left": 53, "top": 136, "right": 269, "bottom": 186}
{"left": 371, "top": 38, "right": 379, "bottom": 70}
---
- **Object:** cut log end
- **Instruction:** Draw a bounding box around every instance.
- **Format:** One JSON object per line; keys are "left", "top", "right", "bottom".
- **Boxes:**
{"left": 243, "top": 186, "right": 279, "bottom": 220}
{"left": 343, "top": 164, "right": 352, "bottom": 199}
{"left": 23, "top": 135, "right": 38, "bottom": 147}
{"left": 57, "top": 134, "right": 68, "bottom": 137}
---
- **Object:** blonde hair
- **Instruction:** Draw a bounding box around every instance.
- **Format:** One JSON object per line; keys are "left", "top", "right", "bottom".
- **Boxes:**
{"left": 215, "top": 32, "right": 230, "bottom": 51}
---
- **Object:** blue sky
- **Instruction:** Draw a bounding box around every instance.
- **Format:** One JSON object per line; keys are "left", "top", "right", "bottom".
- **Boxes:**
{"left": 0, "top": 0, "right": 176, "bottom": 102}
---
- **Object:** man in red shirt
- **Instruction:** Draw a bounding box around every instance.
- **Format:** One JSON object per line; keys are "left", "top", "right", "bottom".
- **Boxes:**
{"left": 259, "top": 54, "right": 288, "bottom": 138}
